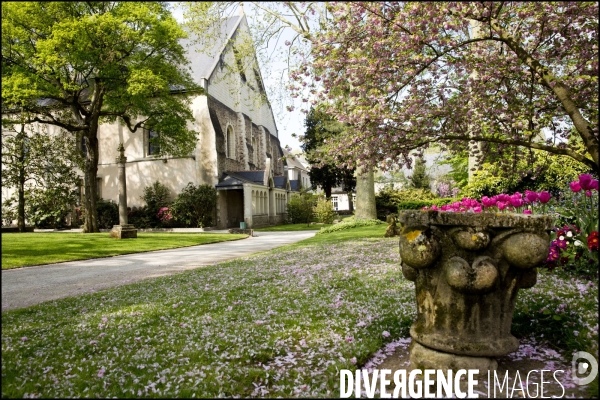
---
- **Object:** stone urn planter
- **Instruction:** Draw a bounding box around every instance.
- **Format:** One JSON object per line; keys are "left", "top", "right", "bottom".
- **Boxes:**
{"left": 398, "top": 210, "right": 554, "bottom": 371}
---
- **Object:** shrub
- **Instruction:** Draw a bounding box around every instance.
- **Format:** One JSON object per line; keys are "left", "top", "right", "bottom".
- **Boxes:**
{"left": 409, "top": 157, "right": 431, "bottom": 189}
{"left": 2, "top": 198, "right": 17, "bottom": 226}
{"left": 141, "top": 181, "right": 171, "bottom": 227}
{"left": 96, "top": 199, "right": 119, "bottom": 229}
{"left": 313, "top": 197, "right": 336, "bottom": 224}
{"left": 316, "top": 218, "right": 384, "bottom": 235}
{"left": 375, "top": 188, "right": 439, "bottom": 220}
{"left": 171, "top": 183, "right": 217, "bottom": 228}
{"left": 287, "top": 192, "right": 316, "bottom": 225}
{"left": 25, "top": 187, "right": 78, "bottom": 229}
{"left": 127, "top": 206, "right": 153, "bottom": 229}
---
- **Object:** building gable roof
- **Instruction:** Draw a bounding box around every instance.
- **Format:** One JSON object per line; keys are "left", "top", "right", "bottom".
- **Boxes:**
{"left": 180, "top": 15, "right": 244, "bottom": 86}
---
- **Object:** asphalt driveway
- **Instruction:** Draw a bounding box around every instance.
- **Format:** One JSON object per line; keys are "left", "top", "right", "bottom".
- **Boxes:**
{"left": 1, "top": 231, "right": 315, "bottom": 311}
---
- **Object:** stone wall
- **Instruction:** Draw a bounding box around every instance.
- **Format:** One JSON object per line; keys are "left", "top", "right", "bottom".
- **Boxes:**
{"left": 208, "top": 96, "right": 246, "bottom": 176}
{"left": 251, "top": 215, "right": 270, "bottom": 228}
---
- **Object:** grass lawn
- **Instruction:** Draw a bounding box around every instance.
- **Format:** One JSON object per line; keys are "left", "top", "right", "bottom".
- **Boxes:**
{"left": 1, "top": 233, "right": 247, "bottom": 270}
{"left": 1, "top": 225, "right": 598, "bottom": 397}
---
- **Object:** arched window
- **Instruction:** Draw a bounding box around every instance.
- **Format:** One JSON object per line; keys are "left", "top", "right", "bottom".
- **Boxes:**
{"left": 226, "top": 125, "right": 235, "bottom": 159}
{"left": 252, "top": 190, "right": 256, "bottom": 214}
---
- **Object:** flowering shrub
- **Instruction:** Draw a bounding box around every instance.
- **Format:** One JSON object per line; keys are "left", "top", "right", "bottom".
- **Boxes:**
{"left": 546, "top": 174, "right": 599, "bottom": 276}
{"left": 421, "top": 174, "right": 599, "bottom": 277}
{"left": 157, "top": 207, "right": 173, "bottom": 223}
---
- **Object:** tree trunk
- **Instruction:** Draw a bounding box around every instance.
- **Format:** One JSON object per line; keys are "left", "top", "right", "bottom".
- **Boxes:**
{"left": 17, "top": 163, "right": 25, "bottom": 233}
{"left": 82, "top": 133, "right": 100, "bottom": 233}
{"left": 16, "top": 126, "right": 26, "bottom": 232}
{"left": 354, "top": 165, "right": 377, "bottom": 219}
{"left": 324, "top": 184, "right": 332, "bottom": 199}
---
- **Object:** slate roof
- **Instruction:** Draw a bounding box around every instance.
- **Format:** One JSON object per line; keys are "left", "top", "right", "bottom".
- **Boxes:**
{"left": 180, "top": 16, "right": 243, "bottom": 85}
{"left": 273, "top": 176, "right": 287, "bottom": 189}
{"left": 216, "top": 171, "right": 265, "bottom": 190}
{"left": 290, "top": 180, "right": 301, "bottom": 191}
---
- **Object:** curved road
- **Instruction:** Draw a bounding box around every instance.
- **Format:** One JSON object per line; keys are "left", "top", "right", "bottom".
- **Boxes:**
{"left": 2, "top": 231, "right": 315, "bottom": 311}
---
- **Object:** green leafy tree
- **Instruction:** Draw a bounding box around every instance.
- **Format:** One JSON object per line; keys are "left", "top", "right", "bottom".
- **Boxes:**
{"left": 286, "top": 191, "right": 316, "bottom": 225}
{"left": 171, "top": 183, "right": 217, "bottom": 228}
{"left": 2, "top": 2, "right": 200, "bottom": 232}
{"left": 1, "top": 117, "right": 81, "bottom": 231}
{"left": 410, "top": 157, "right": 431, "bottom": 190}
{"left": 301, "top": 108, "right": 356, "bottom": 200}
{"left": 313, "top": 197, "right": 336, "bottom": 224}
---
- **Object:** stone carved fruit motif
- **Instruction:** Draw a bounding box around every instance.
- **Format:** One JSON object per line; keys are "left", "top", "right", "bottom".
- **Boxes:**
{"left": 398, "top": 227, "right": 441, "bottom": 269}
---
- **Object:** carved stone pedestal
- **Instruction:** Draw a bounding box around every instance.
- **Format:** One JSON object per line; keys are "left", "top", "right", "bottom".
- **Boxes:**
{"left": 398, "top": 210, "right": 553, "bottom": 371}
{"left": 110, "top": 224, "right": 138, "bottom": 239}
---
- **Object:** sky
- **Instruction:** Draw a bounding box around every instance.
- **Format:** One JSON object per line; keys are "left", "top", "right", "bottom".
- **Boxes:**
{"left": 170, "top": 3, "right": 305, "bottom": 152}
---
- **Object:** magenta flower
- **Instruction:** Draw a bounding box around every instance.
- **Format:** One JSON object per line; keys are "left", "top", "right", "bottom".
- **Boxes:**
{"left": 570, "top": 181, "right": 582, "bottom": 192}
{"left": 591, "top": 179, "right": 599, "bottom": 190}
{"left": 497, "top": 201, "right": 507, "bottom": 211}
{"left": 579, "top": 174, "right": 593, "bottom": 190}
{"left": 585, "top": 190, "right": 592, "bottom": 197}
{"left": 497, "top": 194, "right": 511, "bottom": 203}
{"left": 523, "top": 209, "right": 532, "bottom": 214}
{"left": 538, "top": 191, "right": 552, "bottom": 203}
{"left": 524, "top": 190, "right": 538, "bottom": 203}
{"left": 510, "top": 196, "right": 524, "bottom": 208}
{"left": 473, "top": 206, "right": 482, "bottom": 213}
{"left": 481, "top": 196, "right": 496, "bottom": 208}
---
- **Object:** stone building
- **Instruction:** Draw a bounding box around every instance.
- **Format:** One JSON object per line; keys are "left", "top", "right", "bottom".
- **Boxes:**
{"left": 93, "top": 11, "right": 294, "bottom": 229}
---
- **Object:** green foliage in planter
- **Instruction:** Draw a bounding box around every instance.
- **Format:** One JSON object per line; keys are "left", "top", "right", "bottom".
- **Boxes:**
{"left": 171, "top": 183, "right": 217, "bottom": 228}
{"left": 287, "top": 192, "right": 317, "bottom": 225}
{"left": 313, "top": 197, "right": 336, "bottom": 224}
{"left": 397, "top": 198, "right": 455, "bottom": 210}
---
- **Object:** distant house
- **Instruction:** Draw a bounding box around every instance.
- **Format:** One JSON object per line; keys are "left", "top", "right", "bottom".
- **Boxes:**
{"left": 282, "top": 148, "right": 311, "bottom": 192}
{"left": 3, "top": 9, "right": 297, "bottom": 229}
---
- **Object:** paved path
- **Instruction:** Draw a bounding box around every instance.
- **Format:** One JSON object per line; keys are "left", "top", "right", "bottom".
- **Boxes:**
{"left": 2, "top": 231, "right": 315, "bottom": 311}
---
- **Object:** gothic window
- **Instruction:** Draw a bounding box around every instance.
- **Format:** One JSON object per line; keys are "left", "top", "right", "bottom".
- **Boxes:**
{"left": 252, "top": 136, "right": 257, "bottom": 165}
{"left": 226, "top": 125, "right": 235, "bottom": 159}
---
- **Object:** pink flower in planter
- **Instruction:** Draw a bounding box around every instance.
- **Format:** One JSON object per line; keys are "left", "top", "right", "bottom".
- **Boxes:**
{"left": 591, "top": 179, "right": 599, "bottom": 190}
{"left": 481, "top": 196, "right": 496, "bottom": 208}
{"left": 585, "top": 190, "right": 593, "bottom": 197}
{"left": 570, "top": 181, "right": 582, "bottom": 192}
{"left": 497, "top": 193, "right": 511, "bottom": 203}
{"left": 510, "top": 195, "right": 524, "bottom": 208}
{"left": 473, "top": 206, "right": 482, "bottom": 213}
{"left": 497, "top": 201, "right": 507, "bottom": 211}
{"left": 579, "top": 174, "right": 593, "bottom": 190}
{"left": 523, "top": 209, "right": 532, "bottom": 214}
{"left": 538, "top": 191, "right": 552, "bottom": 203}
{"left": 525, "top": 190, "right": 538, "bottom": 203}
